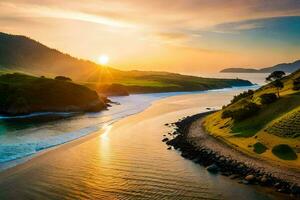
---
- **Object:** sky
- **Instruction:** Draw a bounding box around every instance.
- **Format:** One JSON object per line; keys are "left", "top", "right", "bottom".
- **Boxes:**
{"left": 0, "top": 0, "right": 300, "bottom": 73}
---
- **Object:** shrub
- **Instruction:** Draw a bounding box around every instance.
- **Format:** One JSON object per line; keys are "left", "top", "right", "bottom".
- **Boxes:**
{"left": 293, "top": 77, "right": 300, "bottom": 90}
{"left": 222, "top": 102, "right": 260, "bottom": 121}
{"left": 253, "top": 142, "right": 267, "bottom": 154}
{"left": 230, "top": 90, "right": 254, "bottom": 104}
{"left": 272, "top": 144, "right": 297, "bottom": 160}
{"left": 55, "top": 76, "right": 72, "bottom": 81}
{"left": 221, "top": 110, "right": 234, "bottom": 119}
{"left": 260, "top": 93, "right": 277, "bottom": 105}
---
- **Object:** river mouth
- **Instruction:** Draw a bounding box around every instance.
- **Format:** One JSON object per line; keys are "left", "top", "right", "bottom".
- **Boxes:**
{"left": 0, "top": 86, "right": 258, "bottom": 170}
{"left": 0, "top": 86, "right": 286, "bottom": 200}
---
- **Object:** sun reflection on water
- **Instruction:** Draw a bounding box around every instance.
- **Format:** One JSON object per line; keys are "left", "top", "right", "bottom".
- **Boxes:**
{"left": 100, "top": 124, "right": 112, "bottom": 140}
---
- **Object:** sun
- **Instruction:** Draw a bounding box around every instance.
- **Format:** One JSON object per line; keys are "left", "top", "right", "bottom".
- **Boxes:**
{"left": 98, "top": 54, "right": 110, "bottom": 65}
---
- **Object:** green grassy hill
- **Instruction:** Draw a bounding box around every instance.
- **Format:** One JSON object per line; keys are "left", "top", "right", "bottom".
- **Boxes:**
{"left": 0, "top": 32, "right": 252, "bottom": 95}
{"left": 204, "top": 70, "right": 300, "bottom": 167}
{"left": 0, "top": 73, "right": 107, "bottom": 115}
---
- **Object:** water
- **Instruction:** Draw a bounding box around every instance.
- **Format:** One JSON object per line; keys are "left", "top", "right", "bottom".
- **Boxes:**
{"left": 195, "top": 72, "right": 269, "bottom": 85}
{"left": 0, "top": 92, "right": 186, "bottom": 166}
{"left": 0, "top": 72, "right": 265, "bottom": 167}
{"left": 0, "top": 73, "right": 282, "bottom": 199}
{"left": 0, "top": 86, "right": 258, "bottom": 168}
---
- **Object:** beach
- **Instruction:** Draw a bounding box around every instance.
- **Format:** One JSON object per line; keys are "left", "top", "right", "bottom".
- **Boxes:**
{"left": 0, "top": 89, "right": 288, "bottom": 199}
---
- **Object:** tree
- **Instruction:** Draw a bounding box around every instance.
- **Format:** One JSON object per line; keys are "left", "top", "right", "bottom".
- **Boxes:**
{"left": 221, "top": 102, "right": 260, "bottom": 121}
{"left": 260, "top": 93, "right": 277, "bottom": 105}
{"left": 55, "top": 76, "right": 72, "bottom": 81}
{"left": 266, "top": 71, "right": 286, "bottom": 82}
{"left": 293, "top": 77, "right": 300, "bottom": 90}
{"left": 266, "top": 71, "right": 285, "bottom": 97}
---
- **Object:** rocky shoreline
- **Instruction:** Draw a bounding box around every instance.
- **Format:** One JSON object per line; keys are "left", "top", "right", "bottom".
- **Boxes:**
{"left": 163, "top": 112, "right": 300, "bottom": 198}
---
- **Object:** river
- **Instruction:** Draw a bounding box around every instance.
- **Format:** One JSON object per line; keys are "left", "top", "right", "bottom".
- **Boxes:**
{"left": 0, "top": 73, "right": 285, "bottom": 199}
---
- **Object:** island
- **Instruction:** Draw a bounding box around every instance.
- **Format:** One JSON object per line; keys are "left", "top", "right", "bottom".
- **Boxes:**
{"left": 220, "top": 59, "right": 300, "bottom": 73}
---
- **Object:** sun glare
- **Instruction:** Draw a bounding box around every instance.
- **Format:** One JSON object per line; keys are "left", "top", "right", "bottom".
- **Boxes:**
{"left": 98, "top": 55, "right": 109, "bottom": 65}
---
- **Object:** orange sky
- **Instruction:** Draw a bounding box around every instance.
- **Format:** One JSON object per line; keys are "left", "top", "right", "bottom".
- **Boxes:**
{"left": 0, "top": 0, "right": 300, "bottom": 73}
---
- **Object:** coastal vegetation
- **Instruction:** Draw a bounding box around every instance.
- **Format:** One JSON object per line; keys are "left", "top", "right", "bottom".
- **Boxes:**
{"left": 164, "top": 113, "right": 300, "bottom": 196}
{"left": 253, "top": 142, "right": 268, "bottom": 154}
{"left": 0, "top": 73, "right": 108, "bottom": 115}
{"left": 204, "top": 70, "right": 300, "bottom": 164}
{"left": 272, "top": 144, "right": 298, "bottom": 160}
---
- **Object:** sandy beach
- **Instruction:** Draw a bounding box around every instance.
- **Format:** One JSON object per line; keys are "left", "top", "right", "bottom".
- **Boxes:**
{"left": 0, "top": 90, "right": 286, "bottom": 199}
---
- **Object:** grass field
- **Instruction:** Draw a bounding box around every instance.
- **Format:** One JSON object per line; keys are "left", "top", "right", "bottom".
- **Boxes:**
{"left": 80, "top": 71, "right": 253, "bottom": 95}
{"left": 203, "top": 70, "right": 300, "bottom": 167}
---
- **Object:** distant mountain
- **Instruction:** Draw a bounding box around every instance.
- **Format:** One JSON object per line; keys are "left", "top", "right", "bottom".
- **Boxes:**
{"left": 220, "top": 60, "right": 300, "bottom": 73}
{"left": 0, "top": 32, "right": 252, "bottom": 95}
{"left": 0, "top": 32, "right": 118, "bottom": 81}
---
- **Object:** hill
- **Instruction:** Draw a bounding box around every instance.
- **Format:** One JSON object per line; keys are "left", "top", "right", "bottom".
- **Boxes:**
{"left": 0, "top": 32, "right": 252, "bottom": 95}
{"left": 220, "top": 60, "right": 300, "bottom": 73}
{"left": 203, "top": 69, "right": 300, "bottom": 167}
{"left": 0, "top": 73, "right": 107, "bottom": 115}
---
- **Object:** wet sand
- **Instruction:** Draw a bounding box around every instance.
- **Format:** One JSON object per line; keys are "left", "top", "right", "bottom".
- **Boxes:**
{"left": 0, "top": 91, "right": 286, "bottom": 199}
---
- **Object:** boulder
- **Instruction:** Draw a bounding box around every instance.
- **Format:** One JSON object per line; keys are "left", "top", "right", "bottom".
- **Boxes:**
{"left": 239, "top": 180, "right": 250, "bottom": 185}
{"left": 260, "top": 176, "right": 268, "bottom": 184}
{"left": 245, "top": 174, "right": 255, "bottom": 182}
{"left": 206, "top": 164, "right": 219, "bottom": 173}
{"left": 229, "top": 174, "right": 240, "bottom": 180}
{"left": 290, "top": 184, "right": 300, "bottom": 195}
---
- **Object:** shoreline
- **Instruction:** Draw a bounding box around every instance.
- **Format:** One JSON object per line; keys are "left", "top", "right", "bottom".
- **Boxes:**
{"left": 164, "top": 112, "right": 300, "bottom": 198}
{"left": 0, "top": 124, "right": 106, "bottom": 179}
{"left": 0, "top": 89, "right": 289, "bottom": 199}
{"left": 0, "top": 86, "right": 258, "bottom": 169}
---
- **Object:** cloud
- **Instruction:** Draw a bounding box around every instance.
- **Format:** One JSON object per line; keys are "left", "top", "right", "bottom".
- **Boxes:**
{"left": 0, "top": 2, "right": 135, "bottom": 28}
{"left": 156, "top": 32, "right": 188, "bottom": 40}
{"left": 2, "top": 0, "right": 300, "bottom": 29}
{"left": 0, "top": 0, "right": 299, "bottom": 72}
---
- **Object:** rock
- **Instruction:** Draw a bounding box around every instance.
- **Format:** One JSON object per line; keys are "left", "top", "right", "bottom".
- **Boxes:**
{"left": 242, "top": 180, "right": 250, "bottom": 185}
{"left": 206, "top": 164, "right": 219, "bottom": 173}
{"left": 245, "top": 175, "right": 255, "bottom": 182}
{"left": 219, "top": 156, "right": 225, "bottom": 162}
{"left": 162, "top": 138, "right": 169, "bottom": 142}
{"left": 260, "top": 177, "right": 268, "bottom": 185}
{"left": 290, "top": 184, "right": 300, "bottom": 194}
{"left": 274, "top": 182, "right": 281, "bottom": 188}
{"left": 181, "top": 152, "right": 190, "bottom": 158}
{"left": 230, "top": 174, "right": 240, "bottom": 180}
{"left": 277, "top": 188, "right": 289, "bottom": 194}
{"left": 221, "top": 172, "right": 232, "bottom": 176}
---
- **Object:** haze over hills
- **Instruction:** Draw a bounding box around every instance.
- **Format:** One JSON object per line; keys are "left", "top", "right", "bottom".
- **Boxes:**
{"left": 0, "top": 32, "right": 252, "bottom": 95}
{"left": 220, "top": 60, "right": 300, "bottom": 73}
